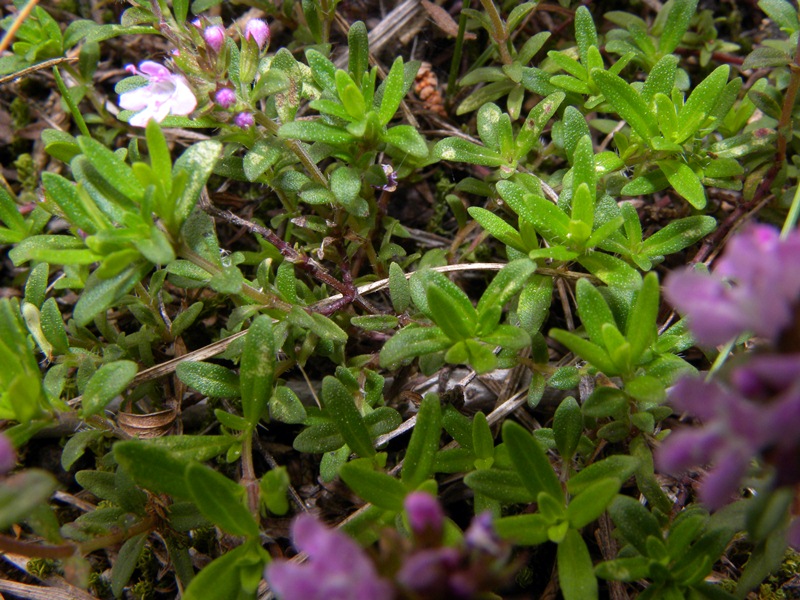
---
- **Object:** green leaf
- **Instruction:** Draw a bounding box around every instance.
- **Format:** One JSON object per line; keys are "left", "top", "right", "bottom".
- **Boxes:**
{"left": 293, "top": 421, "right": 344, "bottom": 453}
{"left": 595, "top": 556, "right": 653, "bottom": 582}
{"left": 434, "top": 138, "right": 504, "bottom": 167}
{"left": 427, "top": 285, "right": 475, "bottom": 340}
{"left": 672, "top": 527, "right": 734, "bottom": 585}
{"left": 464, "top": 468, "right": 536, "bottom": 504}
{"left": 388, "top": 262, "right": 411, "bottom": 312}
{"left": 73, "top": 261, "right": 152, "bottom": 326}
{"left": 10, "top": 235, "right": 97, "bottom": 266}
{"left": 558, "top": 529, "right": 598, "bottom": 600}
{"left": 306, "top": 49, "right": 337, "bottom": 93}
{"left": 348, "top": 21, "right": 369, "bottom": 86}
{"left": 640, "top": 215, "right": 715, "bottom": 256}
{"left": 549, "top": 329, "right": 619, "bottom": 375}
{"left": 379, "top": 57, "right": 406, "bottom": 125}
{"left": 270, "top": 386, "right": 307, "bottom": 424}
{"left": 145, "top": 119, "right": 172, "bottom": 197}
{"left": 280, "top": 120, "right": 355, "bottom": 146}
{"left": 622, "top": 169, "right": 670, "bottom": 197}
{"left": 574, "top": 6, "right": 599, "bottom": 62}
{"left": 384, "top": 124, "right": 429, "bottom": 158}
{"left": 185, "top": 462, "right": 259, "bottom": 537}
{"left": 173, "top": 140, "right": 221, "bottom": 226}
{"left": 476, "top": 259, "right": 536, "bottom": 318}
{"left": 411, "top": 269, "right": 475, "bottom": 322}
{"left": 518, "top": 274, "right": 553, "bottom": 335}
{"left": 568, "top": 456, "right": 640, "bottom": 496}
{"left": 475, "top": 102, "right": 503, "bottom": 150}
{"left": 143, "top": 435, "right": 234, "bottom": 462}
{"left": 626, "top": 272, "right": 659, "bottom": 362}
{"left": 576, "top": 278, "right": 616, "bottom": 347}
{"left": 379, "top": 325, "right": 451, "bottom": 368}
{"left": 82, "top": 360, "right": 138, "bottom": 417}
{"left": 641, "top": 55, "right": 679, "bottom": 104}
{"left": 567, "top": 478, "right": 621, "bottom": 529}
{"left": 592, "top": 69, "right": 657, "bottom": 143}
{"left": 176, "top": 361, "right": 240, "bottom": 398}
{"left": 657, "top": 159, "right": 706, "bottom": 209}
{"left": 401, "top": 393, "right": 442, "bottom": 487}
{"left": 42, "top": 172, "right": 102, "bottom": 234}
{"left": 0, "top": 470, "right": 58, "bottom": 530}
{"left": 502, "top": 420, "right": 562, "bottom": 501}
{"left": 759, "top": 0, "right": 800, "bottom": 32}
{"left": 182, "top": 542, "right": 259, "bottom": 600}
{"left": 114, "top": 441, "right": 191, "bottom": 499}
{"left": 577, "top": 253, "right": 641, "bottom": 289}
{"left": 494, "top": 513, "right": 550, "bottom": 545}
{"left": 553, "top": 397, "right": 582, "bottom": 461}
{"left": 674, "top": 65, "right": 730, "bottom": 144}
{"left": 517, "top": 91, "right": 565, "bottom": 157}
{"left": 658, "top": 0, "right": 699, "bottom": 54}
{"left": 330, "top": 166, "right": 365, "bottom": 215}
{"left": 743, "top": 46, "right": 792, "bottom": 69}
{"left": 61, "top": 429, "right": 105, "bottom": 471}
{"left": 499, "top": 186, "right": 570, "bottom": 244}
{"left": 472, "top": 411, "right": 494, "bottom": 462}
{"left": 240, "top": 316, "right": 275, "bottom": 426}
{"left": 112, "top": 532, "right": 147, "bottom": 598}
{"left": 322, "top": 375, "right": 375, "bottom": 458}
{"left": 77, "top": 136, "right": 143, "bottom": 202}
{"left": 351, "top": 314, "right": 399, "bottom": 332}
{"left": 340, "top": 461, "right": 407, "bottom": 511}
{"left": 457, "top": 80, "right": 516, "bottom": 115}
{"left": 580, "top": 386, "right": 627, "bottom": 419}
{"left": 563, "top": 107, "right": 592, "bottom": 163}
{"left": 0, "top": 185, "right": 26, "bottom": 237}
{"left": 608, "top": 495, "right": 662, "bottom": 555}
{"left": 468, "top": 207, "right": 524, "bottom": 250}
{"left": 549, "top": 365, "right": 581, "bottom": 390}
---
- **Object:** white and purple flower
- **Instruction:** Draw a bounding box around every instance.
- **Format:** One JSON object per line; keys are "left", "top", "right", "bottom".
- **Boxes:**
{"left": 119, "top": 61, "right": 197, "bottom": 128}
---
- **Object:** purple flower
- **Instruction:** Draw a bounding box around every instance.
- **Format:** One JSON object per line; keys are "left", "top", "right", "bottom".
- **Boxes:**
{"left": 119, "top": 62, "right": 197, "bottom": 127}
{"left": 396, "top": 547, "right": 462, "bottom": 597}
{"left": 0, "top": 433, "right": 15, "bottom": 475}
{"left": 405, "top": 492, "right": 443, "bottom": 544}
{"left": 665, "top": 225, "right": 800, "bottom": 347}
{"left": 245, "top": 19, "right": 270, "bottom": 49}
{"left": 214, "top": 88, "right": 236, "bottom": 109}
{"left": 204, "top": 25, "right": 225, "bottom": 53}
{"left": 265, "top": 513, "right": 393, "bottom": 600}
{"left": 234, "top": 112, "right": 254, "bottom": 128}
{"left": 464, "top": 511, "right": 504, "bottom": 556}
{"left": 658, "top": 354, "right": 800, "bottom": 508}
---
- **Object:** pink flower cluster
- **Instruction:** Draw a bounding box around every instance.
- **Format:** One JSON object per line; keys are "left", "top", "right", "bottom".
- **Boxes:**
{"left": 265, "top": 492, "right": 513, "bottom": 600}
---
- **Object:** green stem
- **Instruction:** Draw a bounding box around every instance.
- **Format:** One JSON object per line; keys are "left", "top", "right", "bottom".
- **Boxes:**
{"left": 479, "top": 0, "right": 512, "bottom": 65}
{"left": 241, "top": 431, "right": 260, "bottom": 518}
{"left": 782, "top": 181, "right": 800, "bottom": 239}
{"left": 53, "top": 67, "right": 91, "bottom": 138}
{"left": 252, "top": 111, "right": 329, "bottom": 189}
{"left": 319, "top": 0, "right": 332, "bottom": 45}
{"left": 447, "top": 0, "right": 472, "bottom": 96}
{"left": 178, "top": 244, "right": 291, "bottom": 310}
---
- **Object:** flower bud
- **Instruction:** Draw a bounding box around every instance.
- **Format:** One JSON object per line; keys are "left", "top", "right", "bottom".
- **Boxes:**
{"left": 234, "top": 112, "right": 254, "bottom": 128}
{"left": 204, "top": 25, "right": 225, "bottom": 53}
{"left": 214, "top": 88, "right": 236, "bottom": 109}
{"left": 405, "top": 492, "right": 443, "bottom": 543}
{"left": 245, "top": 19, "right": 270, "bottom": 49}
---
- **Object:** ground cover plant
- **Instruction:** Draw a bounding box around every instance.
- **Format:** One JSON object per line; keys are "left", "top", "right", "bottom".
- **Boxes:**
{"left": 1, "top": 0, "right": 800, "bottom": 597}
